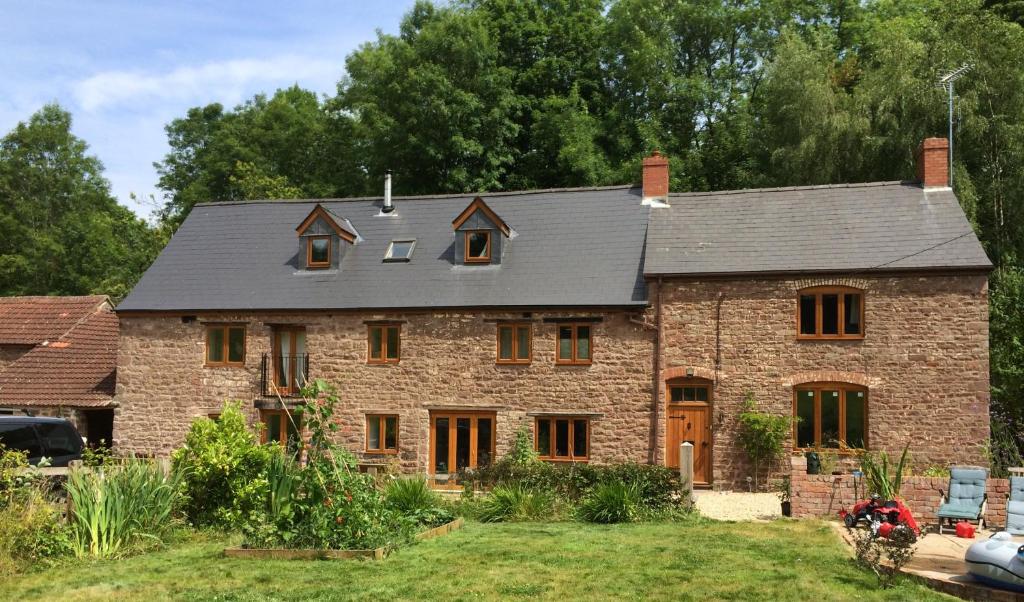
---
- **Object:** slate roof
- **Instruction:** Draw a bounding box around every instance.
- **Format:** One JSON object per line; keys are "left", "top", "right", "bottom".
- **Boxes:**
{"left": 644, "top": 182, "right": 992, "bottom": 276}
{"left": 0, "top": 295, "right": 109, "bottom": 345}
{"left": 0, "top": 298, "right": 117, "bottom": 408}
{"left": 118, "top": 186, "right": 651, "bottom": 311}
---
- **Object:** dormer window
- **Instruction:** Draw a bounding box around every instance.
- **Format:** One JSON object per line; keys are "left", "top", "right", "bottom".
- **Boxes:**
{"left": 307, "top": 236, "right": 331, "bottom": 269}
{"left": 384, "top": 240, "right": 416, "bottom": 263}
{"left": 465, "top": 231, "right": 491, "bottom": 263}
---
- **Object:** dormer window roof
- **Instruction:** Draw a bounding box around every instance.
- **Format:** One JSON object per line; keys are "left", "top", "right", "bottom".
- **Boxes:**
{"left": 296, "top": 204, "right": 360, "bottom": 271}
{"left": 451, "top": 197, "right": 511, "bottom": 236}
{"left": 296, "top": 204, "right": 359, "bottom": 242}
{"left": 452, "top": 197, "right": 512, "bottom": 266}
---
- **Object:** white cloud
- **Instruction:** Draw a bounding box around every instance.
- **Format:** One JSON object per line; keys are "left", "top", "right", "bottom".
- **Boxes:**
{"left": 73, "top": 55, "right": 342, "bottom": 112}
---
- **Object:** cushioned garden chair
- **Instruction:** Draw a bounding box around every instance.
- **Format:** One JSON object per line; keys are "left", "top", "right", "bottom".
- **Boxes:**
{"left": 937, "top": 466, "right": 988, "bottom": 534}
{"left": 1006, "top": 474, "right": 1024, "bottom": 535}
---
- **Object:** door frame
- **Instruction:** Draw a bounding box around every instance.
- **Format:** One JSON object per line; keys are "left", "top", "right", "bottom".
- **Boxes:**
{"left": 428, "top": 410, "right": 496, "bottom": 485}
{"left": 271, "top": 326, "right": 306, "bottom": 396}
{"left": 665, "top": 378, "right": 714, "bottom": 486}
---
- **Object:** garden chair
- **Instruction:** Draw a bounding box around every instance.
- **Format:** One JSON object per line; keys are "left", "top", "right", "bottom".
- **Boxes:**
{"left": 936, "top": 466, "right": 988, "bottom": 534}
{"left": 1006, "top": 470, "right": 1024, "bottom": 535}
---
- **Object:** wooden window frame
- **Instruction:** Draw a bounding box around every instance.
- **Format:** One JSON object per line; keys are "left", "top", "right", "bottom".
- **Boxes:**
{"left": 796, "top": 286, "right": 865, "bottom": 340}
{"left": 534, "top": 416, "right": 590, "bottom": 462}
{"left": 259, "top": 408, "right": 302, "bottom": 453}
{"left": 365, "top": 414, "right": 399, "bottom": 454}
{"left": 555, "top": 323, "right": 593, "bottom": 365}
{"left": 496, "top": 322, "right": 532, "bottom": 365}
{"left": 429, "top": 411, "right": 497, "bottom": 478}
{"left": 271, "top": 326, "right": 306, "bottom": 396}
{"left": 367, "top": 324, "right": 401, "bottom": 364}
{"left": 204, "top": 324, "right": 246, "bottom": 367}
{"left": 464, "top": 230, "right": 491, "bottom": 264}
{"left": 306, "top": 235, "right": 332, "bottom": 269}
{"left": 792, "top": 382, "right": 869, "bottom": 453}
{"left": 668, "top": 381, "right": 712, "bottom": 405}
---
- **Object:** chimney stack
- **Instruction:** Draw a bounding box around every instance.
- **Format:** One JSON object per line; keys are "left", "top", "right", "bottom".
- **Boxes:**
{"left": 916, "top": 138, "right": 949, "bottom": 188}
{"left": 642, "top": 150, "right": 669, "bottom": 204}
{"left": 382, "top": 170, "right": 394, "bottom": 213}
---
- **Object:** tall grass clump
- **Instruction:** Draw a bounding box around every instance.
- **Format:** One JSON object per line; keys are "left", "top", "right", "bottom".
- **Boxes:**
{"left": 859, "top": 444, "right": 910, "bottom": 500}
{"left": 65, "top": 461, "right": 180, "bottom": 558}
{"left": 577, "top": 481, "right": 641, "bottom": 523}
{"left": 478, "top": 485, "right": 553, "bottom": 522}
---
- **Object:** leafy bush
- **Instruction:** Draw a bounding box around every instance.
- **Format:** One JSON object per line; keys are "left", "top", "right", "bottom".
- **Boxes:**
{"left": 859, "top": 444, "right": 909, "bottom": 500}
{"left": 385, "top": 477, "right": 454, "bottom": 527}
{"left": 737, "top": 393, "right": 791, "bottom": 490}
{"left": 851, "top": 523, "right": 919, "bottom": 589}
{"left": 478, "top": 485, "right": 553, "bottom": 522}
{"left": 0, "top": 446, "right": 70, "bottom": 574}
{"left": 577, "top": 481, "right": 641, "bottom": 523}
{"left": 171, "top": 401, "right": 276, "bottom": 528}
{"left": 507, "top": 426, "right": 539, "bottom": 465}
{"left": 65, "top": 460, "right": 180, "bottom": 558}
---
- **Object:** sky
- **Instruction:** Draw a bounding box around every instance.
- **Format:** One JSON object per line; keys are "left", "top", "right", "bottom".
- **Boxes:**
{"left": 0, "top": 0, "right": 417, "bottom": 218}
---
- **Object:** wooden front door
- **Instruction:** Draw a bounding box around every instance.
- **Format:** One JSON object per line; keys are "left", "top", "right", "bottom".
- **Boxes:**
{"left": 429, "top": 411, "right": 495, "bottom": 487}
{"left": 666, "top": 380, "right": 712, "bottom": 485}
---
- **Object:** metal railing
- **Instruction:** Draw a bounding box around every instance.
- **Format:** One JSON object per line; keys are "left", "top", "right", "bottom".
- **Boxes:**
{"left": 260, "top": 353, "right": 310, "bottom": 397}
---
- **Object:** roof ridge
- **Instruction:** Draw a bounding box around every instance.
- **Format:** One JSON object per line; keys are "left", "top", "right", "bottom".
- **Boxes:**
{"left": 193, "top": 184, "right": 638, "bottom": 207}
{"left": 55, "top": 303, "right": 115, "bottom": 345}
{"left": 0, "top": 294, "right": 108, "bottom": 303}
{"left": 666, "top": 180, "right": 911, "bottom": 199}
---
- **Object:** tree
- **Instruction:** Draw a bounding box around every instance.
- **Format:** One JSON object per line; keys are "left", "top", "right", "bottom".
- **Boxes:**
{"left": 0, "top": 104, "right": 162, "bottom": 300}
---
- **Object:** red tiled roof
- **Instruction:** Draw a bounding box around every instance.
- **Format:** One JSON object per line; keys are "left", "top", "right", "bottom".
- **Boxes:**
{"left": 0, "top": 295, "right": 109, "bottom": 345}
{"left": 0, "top": 298, "right": 117, "bottom": 408}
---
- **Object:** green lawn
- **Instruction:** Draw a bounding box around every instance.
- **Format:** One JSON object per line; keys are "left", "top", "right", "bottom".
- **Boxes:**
{"left": 2, "top": 519, "right": 951, "bottom": 601}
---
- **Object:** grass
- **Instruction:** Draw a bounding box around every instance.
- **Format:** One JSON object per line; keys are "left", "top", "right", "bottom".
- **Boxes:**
{"left": 0, "top": 519, "right": 952, "bottom": 601}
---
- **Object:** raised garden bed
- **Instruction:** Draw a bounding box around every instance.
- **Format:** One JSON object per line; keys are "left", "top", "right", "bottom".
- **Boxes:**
{"left": 223, "top": 518, "right": 464, "bottom": 561}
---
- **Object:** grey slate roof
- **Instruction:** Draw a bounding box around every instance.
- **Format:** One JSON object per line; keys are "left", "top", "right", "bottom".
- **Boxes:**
{"left": 644, "top": 182, "right": 991, "bottom": 276}
{"left": 118, "top": 186, "right": 651, "bottom": 311}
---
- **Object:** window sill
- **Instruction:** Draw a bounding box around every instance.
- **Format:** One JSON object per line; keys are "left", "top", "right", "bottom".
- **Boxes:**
{"left": 364, "top": 449, "right": 399, "bottom": 455}
{"left": 496, "top": 361, "right": 532, "bottom": 366}
{"left": 793, "top": 447, "right": 865, "bottom": 456}
{"left": 796, "top": 335, "right": 864, "bottom": 342}
{"left": 555, "top": 361, "right": 592, "bottom": 366}
{"left": 204, "top": 363, "right": 245, "bottom": 368}
{"left": 367, "top": 360, "right": 401, "bottom": 365}
{"left": 538, "top": 457, "right": 589, "bottom": 463}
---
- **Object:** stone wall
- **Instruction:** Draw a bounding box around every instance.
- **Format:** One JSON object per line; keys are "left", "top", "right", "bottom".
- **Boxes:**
{"left": 115, "top": 310, "right": 654, "bottom": 472}
{"left": 790, "top": 456, "right": 1009, "bottom": 528}
{"left": 656, "top": 273, "right": 990, "bottom": 488}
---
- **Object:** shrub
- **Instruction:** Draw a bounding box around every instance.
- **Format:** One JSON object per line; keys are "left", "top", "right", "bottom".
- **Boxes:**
{"left": 737, "top": 393, "right": 791, "bottom": 491}
{"left": 859, "top": 444, "right": 910, "bottom": 500}
{"left": 65, "top": 460, "right": 180, "bottom": 558}
{"left": 385, "top": 477, "right": 454, "bottom": 527}
{"left": 171, "top": 401, "right": 276, "bottom": 528}
{"left": 0, "top": 445, "right": 70, "bottom": 574}
{"left": 577, "top": 481, "right": 641, "bottom": 523}
{"left": 851, "top": 523, "right": 919, "bottom": 589}
{"left": 478, "top": 485, "right": 553, "bottom": 522}
{"left": 507, "top": 426, "right": 539, "bottom": 465}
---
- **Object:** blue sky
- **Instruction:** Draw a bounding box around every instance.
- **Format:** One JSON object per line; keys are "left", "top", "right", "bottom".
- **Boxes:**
{"left": 0, "top": 0, "right": 417, "bottom": 218}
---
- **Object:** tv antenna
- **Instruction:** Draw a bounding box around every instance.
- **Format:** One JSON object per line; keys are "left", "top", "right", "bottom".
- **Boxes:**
{"left": 937, "top": 64, "right": 972, "bottom": 188}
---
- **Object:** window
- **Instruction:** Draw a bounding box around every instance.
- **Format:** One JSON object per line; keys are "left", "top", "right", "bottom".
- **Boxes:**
{"left": 556, "top": 324, "right": 592, "bottom": 365}
{"left": 535, "top": 417, "right": 589, "bottom": 461}
{"left": 260, "top": 409, "right": 302, "bottom": 457}
{"left": 793, "top": 383, "right": 867, "bottom": 450}
{"left": 464, "top": 230, "right": 491, "bottom": 263}
{"left": 206, "top": 325, "right": 245, "bottom": 366}
{"left": 272, "top": 326, "right": 307, "bottom": 395}
{"left": 669, "top": 383, "right": 710, "bottom": 403}
{"left": 0, "top": 423, "right": 43, "bottom": 458}
{"left": 384, "top": 240, "right": 416, "bottom": 262}
{"left": 797, "top": 287, "right": 864, "bottom": 339}
{"left": 366, "top": 415, "right": 399, "bottom": 453}
{"left": 368, "top": 324, "right": 401, "bottom": 364}
{"left": 497, "top": 323, "right": 531, "bottom": 364}
{"left": 307, "top": 236, "right": 331, "bottom": 268}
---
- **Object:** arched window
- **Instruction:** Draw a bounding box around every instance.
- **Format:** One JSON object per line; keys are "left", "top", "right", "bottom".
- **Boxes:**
{"left": 793, "top": 383, "right": 867, "bottom": 450}
{"left": 797, "top": 286, "right": 864, "bottom": 339}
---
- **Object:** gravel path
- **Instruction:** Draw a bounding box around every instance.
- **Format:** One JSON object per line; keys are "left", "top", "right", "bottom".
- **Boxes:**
{"left": 693, "top": 491, "right": 782, "bottom": 522}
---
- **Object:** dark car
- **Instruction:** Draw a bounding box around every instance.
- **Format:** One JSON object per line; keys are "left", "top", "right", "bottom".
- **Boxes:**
{"left": 0, "top": 416, "right": 84, "bottom": 466}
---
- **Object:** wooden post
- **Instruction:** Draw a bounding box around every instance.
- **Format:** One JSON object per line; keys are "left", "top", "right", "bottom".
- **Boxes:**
{"left": 680, "top": 442, "right": 694, "bottom": 498}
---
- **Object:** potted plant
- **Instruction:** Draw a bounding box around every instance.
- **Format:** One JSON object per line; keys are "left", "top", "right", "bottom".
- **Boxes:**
{"left": 776, "top": 476, "right": 792, "bottom": 517}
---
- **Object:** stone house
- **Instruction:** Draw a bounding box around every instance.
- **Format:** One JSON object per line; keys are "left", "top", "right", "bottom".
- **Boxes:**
{"left": 114, "top": 138, "right": 991, "bottom": 488}
{"left": 0, "top": 295, "right": 118, "bottom": 444}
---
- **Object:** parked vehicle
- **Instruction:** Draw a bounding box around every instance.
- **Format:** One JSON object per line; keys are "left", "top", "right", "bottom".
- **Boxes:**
{"left": 0, "top": 415, "right": 84, "bottom": 466}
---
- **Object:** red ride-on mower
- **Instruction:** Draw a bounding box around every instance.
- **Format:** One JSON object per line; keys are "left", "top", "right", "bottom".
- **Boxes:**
{"left": 840, "top": 496, "right": 922, "bottom": 538}
{"left": 840, "top": 494, "right": 885, "bottom": 528}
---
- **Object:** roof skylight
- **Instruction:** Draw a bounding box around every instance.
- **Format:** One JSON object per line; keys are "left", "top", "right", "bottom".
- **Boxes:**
{"left": 384, "top": 240, "right": 416, "bottom": 262}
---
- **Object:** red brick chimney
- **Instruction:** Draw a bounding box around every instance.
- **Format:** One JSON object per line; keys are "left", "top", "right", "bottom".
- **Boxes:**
{"left": 642, "top": 150, "right": 669, "bottom": 201}
{"left": 916, "top": 138, "right": 949, "bottom": 188}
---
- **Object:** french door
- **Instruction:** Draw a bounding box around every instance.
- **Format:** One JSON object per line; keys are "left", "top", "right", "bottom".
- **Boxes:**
{"left": 272, "top": 327, "right": 306, "bottom": 396}
{"left": 429, "top": 412, "right": 495, "bottom": 485}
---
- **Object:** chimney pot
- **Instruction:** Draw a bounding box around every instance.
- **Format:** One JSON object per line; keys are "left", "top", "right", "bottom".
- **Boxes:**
{"left": 382, "top": 170, "right": 394, "bottom": 213}
{"left": 916, "top": 138, "right": 949, "bottom": 188}
{"left": 642, "top": 150, "right": 670, "bottom": 202}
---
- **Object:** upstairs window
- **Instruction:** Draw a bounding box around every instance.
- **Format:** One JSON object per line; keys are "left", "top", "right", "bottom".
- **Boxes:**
{"left": 384, "top": 240, "right": 416, "bottom": 262}
{"left": 464, "top": 231, "right": 491, "bottom": 263}
{"left": 497, "top": 323, "right": 531, "bottom": 364}
{"left": 556, "top": 324, "right": 592, "bottom": 365}
{"left": 307, "top": 236, "right": 331, "bottom": 269}
{"left": 368, "top": 324, "right": 401, "bottom": 364}
{"left": 794, "top": 383, "right": 867, "bottom": 450}
{"left": 535, "top": 417, "right": 589, "bottom": 461}
{"left": 206, "top": 325, "right": 245, "bottom": 367}
{"left": 366, "top": 414, "right": 399, "bottom": 453}
{"left": 798, "top": 287, "right": 864, "bottom": 339}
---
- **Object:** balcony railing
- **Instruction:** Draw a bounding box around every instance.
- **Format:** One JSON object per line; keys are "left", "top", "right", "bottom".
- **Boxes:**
{"left": 261, "top": 353, "right": 310, "bottom": 397}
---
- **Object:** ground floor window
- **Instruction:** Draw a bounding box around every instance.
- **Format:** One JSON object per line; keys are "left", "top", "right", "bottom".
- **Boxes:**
{"left": 535, "top": 417, "right": 589, "bottom": 461}
{"left": 260, "top": 409, "right": 302, "bottom": 456}
{"left": 430, "top": 412, "right": 495, "bottom": 475}
{"left": 366, "top": 414, "right": 399, "bottom": 453}
{"left": 793, "top": 383, "right": 867, "bottom": 450}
